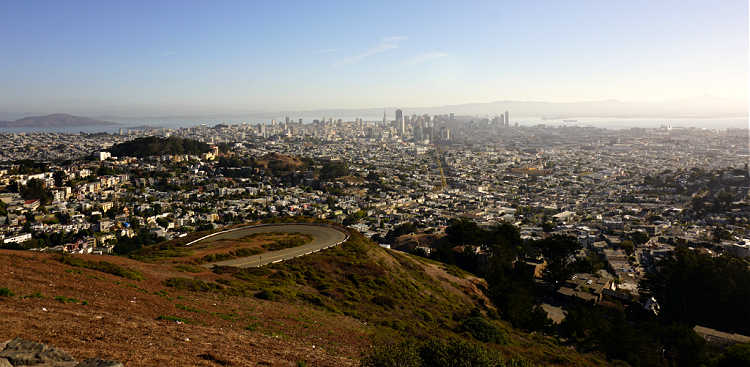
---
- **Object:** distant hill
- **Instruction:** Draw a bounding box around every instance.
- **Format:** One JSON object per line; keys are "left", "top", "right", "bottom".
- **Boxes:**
{"left": 0, "top": 113, "right": 119, "bottom": 128}
{"left": 108, "top": 136, "right": 211, "bottom": 157}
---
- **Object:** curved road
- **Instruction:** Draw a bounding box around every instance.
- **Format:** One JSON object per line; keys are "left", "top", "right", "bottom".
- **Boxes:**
{"left": 190, "top": 224, "right": 349, "bottom": 268}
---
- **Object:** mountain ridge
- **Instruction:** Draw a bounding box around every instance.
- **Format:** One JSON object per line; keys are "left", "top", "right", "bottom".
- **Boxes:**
{"left": 0, "top": 113, "right": 119, "bottom": 128}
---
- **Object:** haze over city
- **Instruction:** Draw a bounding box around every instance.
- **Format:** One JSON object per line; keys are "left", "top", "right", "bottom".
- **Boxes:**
{"left": 0, "top": 1, "right": 747, "bottom": 124}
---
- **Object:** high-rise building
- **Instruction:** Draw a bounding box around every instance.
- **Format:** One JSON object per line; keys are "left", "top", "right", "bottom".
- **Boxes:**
{"left": 440, "top": 127, "right": 451, "bottom": 141}
{"left": 504, "top": 110, "right": 510, "bottom": 127}
{"left": 395, "top": 109, "right": 405, "bottom": 136}
{"left": 499, "top": 114, "right": 505, "bottom": 126}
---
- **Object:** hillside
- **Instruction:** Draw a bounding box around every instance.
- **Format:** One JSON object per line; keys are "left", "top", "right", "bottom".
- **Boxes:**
{"left": 0, "top": 227, "right": 607, "bottom": 366}
{"left": 108, "top": 136, "right": 211, "bottom": 157}
{"left": 0, "top": 113, "right": 118, "bottom": 128}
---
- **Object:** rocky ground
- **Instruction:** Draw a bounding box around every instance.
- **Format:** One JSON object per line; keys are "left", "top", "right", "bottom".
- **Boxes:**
{"left": 0, "top": 338, "right": 122, "bottom": 367}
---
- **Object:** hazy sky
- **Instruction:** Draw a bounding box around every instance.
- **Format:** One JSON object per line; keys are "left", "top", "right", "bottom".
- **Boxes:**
{"left": 0, "top": 0, "right": 747, "bottom": 115}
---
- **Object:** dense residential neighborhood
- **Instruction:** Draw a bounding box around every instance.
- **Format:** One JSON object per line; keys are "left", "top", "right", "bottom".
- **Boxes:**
{"left": 2, "top": 120, "right": 748, "bottom": 269}
{"left": 1, "top": 117, "right": 749, "bottom": 361}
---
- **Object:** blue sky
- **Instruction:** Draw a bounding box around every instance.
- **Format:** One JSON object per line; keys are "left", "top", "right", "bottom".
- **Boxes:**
{"left": 0, "top": 0, "right": 747, "bottom": 115}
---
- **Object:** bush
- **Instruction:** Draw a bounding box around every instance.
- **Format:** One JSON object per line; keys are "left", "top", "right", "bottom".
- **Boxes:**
{"left": 362, "top": 338, "right": 528, "bottom": 367}
{"left": 255, "top": 288, "right": 291, "bottom": 301}
{"left": 174, "top": 264, "right": 205, "bottom": 273}
{"left": 716, "top": 343, "right": 750, "bottom": 367}
{"left": 460, "top": 316, "right": 507, "bottom": 344}
{"left": 419, "top": 338, "right": 504, "bottom": 367}
{"left": 0, "top": 287, "right": 14, "bottom": 297}
{"left": 54, "top": 296, "right": 82, "bottom": 304}
{"left": 58, "top": 255, "right": 143, "bottom": 280}
{"left": 255, "top": 289, "right": 276, "bottom": 300}
{"left": 371, "top": 295, "right": 396, "bottom": 309}
{"left": 361, "top": 341, "right": 421, "bottom": 367}
{"left": 164, "top": 277, "right": 222, "bottom": 292}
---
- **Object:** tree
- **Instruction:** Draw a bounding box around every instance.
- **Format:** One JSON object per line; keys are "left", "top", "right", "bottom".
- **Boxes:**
{"left": 717, "top": 343, "right": 750, "bottom": 367}
{"left": 620, "top": 240, "right": 635, "bottom": 255}
{"left": 53, "top": 170, "right": 66, "bottom": 187}
{"left": 319, "top": 160, "right": 349, "bottom": 180}
{"left": 108, "top": 136, "right": 211, "bottom": 157}
{"left": 444, "top": 218, "right": 483, "bottom": 245}
{"left": 640, "top": 247, "right": 750, "bottom": 334}
{"left": 630, "top": 230, "right": 650, "bottom": 245}
{"left": 56, "top": 212, "right": 71, "bottom": 225}
{"left": 366, "top": 171, "right": 379, "bottom": 182}
{"left": 384, "top": 222, "right": 417, "bottom": 244}
{"left": 532, "top": 235, "right": 581, "bottom": 285}
{"left": 542, "top": 220, "right": 554, "bottom": 233}
{"left": 21, "top": 178, "right": 53, "bottom": 205}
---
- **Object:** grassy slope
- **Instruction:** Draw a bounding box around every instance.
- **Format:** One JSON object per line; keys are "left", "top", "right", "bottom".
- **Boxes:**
{"left": 0, "top": 228, "right": 607, "bottom": 366}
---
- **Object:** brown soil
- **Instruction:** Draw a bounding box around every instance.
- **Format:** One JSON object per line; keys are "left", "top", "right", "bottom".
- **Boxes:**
{"left": 0, "top": 250, "right": 368, "bottom": 366}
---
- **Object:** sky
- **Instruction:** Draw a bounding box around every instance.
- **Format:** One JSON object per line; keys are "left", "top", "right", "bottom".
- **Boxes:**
{"left": 0, "top": 0, "right": 747, "bottom": 117}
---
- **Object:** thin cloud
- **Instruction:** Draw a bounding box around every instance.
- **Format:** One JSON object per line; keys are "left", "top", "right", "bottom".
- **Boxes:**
{"left": 405, "top": 52, "right": 448, "bottom": 65}
{"left": 336, "top": 36, "right": 407, "bottom": 66}
{"left": 314, "top": 48, "right": 338, "bottom": 54}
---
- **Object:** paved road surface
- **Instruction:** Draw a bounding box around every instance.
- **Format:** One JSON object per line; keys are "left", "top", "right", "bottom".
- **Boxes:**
{"left": 193, "top": 224, "right": 349, "bottom": 268}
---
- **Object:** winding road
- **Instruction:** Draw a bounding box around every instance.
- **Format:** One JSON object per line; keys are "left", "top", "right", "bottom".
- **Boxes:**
{"left": 188, "top": 223, "right": 349, "bottom": 268}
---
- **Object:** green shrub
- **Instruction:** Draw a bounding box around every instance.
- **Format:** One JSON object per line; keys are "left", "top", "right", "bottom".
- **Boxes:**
{"left": 175, "top": 303, "right": 204, "bottom": 313}
{"left": 717, "top": 343, "right": 750, "bottom": 367}
{"left": 363, "top": 338, "right": 532, "bottom": 367}
{"left": 255, "top": 289, "right": 278, "bottom": 301}
{"left": 460, "top": 316, "right": 507, "bottom": 344}
{"left": 361, "top": 341, "right": 421, "bottom": 367}
{"left": 174, "top": 264, "right": 205, "bottom": 273}
{"left": 57, "top": 255, "right": 143, "bottom": 280}
{"left": 164, "top": 277, "right": 222, "bottom": 292}
{"left": 371, "top": 295, "right": 396, "bottom": 309}
{"left": 0, "top": 287, "right": 14, "bottom": 297}
{"left": 54, "top": 296, "right": 82, "bottom": 304}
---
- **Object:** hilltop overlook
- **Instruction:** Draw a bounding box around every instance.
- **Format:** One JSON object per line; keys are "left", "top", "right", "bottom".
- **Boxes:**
{"left": 0, "top": 223, "right": 607, "bottom": 367}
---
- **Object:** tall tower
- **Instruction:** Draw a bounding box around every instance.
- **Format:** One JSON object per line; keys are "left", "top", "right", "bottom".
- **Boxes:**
{"left": 504, "top": 110, "right": 509, "bottom": 127}
{"left": 395, "top": 109, "right": 404, "bottom": 136}
{"left": 383, "top": 109, "right": 387, "bottom": 125}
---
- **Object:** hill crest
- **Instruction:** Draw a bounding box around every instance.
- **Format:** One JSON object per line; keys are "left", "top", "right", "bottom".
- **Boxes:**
{"left": 0, "top": 113, "right": 118, "bottom": 128}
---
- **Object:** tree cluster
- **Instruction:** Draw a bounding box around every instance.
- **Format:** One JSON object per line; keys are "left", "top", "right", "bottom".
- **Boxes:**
{"left": 108, "top": 136, "right": 211, "bottom": 158}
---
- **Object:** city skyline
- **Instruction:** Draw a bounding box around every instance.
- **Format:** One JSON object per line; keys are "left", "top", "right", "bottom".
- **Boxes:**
{"left": 0, "top": 0, "right": 747, "bottom": 118}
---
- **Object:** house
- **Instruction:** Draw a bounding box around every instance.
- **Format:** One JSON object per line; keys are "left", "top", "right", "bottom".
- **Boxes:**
{"left": 23, "top": 200, "right": 40, "bottom": 211}
{"left": 3, "top": 233, "right": 32, "bottom": 244}
{"left": 556, "top": 273, "right": 614, "bottom": 304}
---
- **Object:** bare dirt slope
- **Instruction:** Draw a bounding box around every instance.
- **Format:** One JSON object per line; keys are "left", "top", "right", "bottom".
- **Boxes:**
{"left": 0, "top": 250, "right": 366, "bottom": 367}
